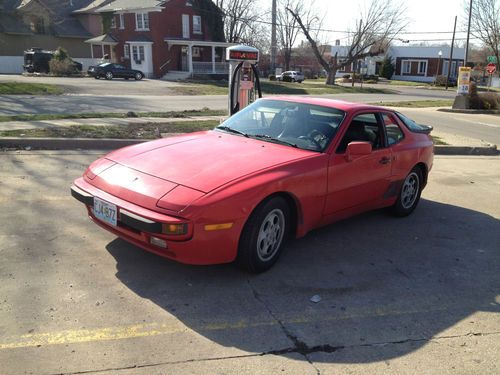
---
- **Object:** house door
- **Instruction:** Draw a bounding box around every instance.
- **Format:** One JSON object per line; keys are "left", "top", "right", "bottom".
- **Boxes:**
{"left": 130, "top": 43, "right": 153, "bottom": 77}
{"left": 182, "top": 14, "right": 190, "bottom": 39}
{"left": 181, "top": 47, "right": 188, "bottom": 71}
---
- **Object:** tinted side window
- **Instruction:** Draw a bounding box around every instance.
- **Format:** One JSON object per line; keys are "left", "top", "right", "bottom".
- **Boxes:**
{"left": 383, "top": 113, "right": 404, "bottom": 146}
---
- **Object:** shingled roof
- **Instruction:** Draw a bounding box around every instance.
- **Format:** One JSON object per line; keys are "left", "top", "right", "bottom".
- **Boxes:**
{"left": 93, "top": 0, "right": 167, "bottom": 12}
{"left": 0, "top": 0, "right": 95, "bottom": 38}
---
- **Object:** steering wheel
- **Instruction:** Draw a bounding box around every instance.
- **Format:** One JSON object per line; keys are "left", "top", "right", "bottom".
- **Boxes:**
{"left": 298, "top": 129, "right": 327, "bottom": 149}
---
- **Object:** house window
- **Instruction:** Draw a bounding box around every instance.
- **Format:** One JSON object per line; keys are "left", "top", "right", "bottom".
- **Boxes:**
{"left": 193, "top": 47, "right": 200, "bottom": 57}
{"left": 186, "top": 0, "right": 193, "bottom": 5}
{"left": 30, "top": 16, "right": 45, "bottom": 34}
{"left": 119, "top": 14, "right": 124, "bottom": 29}
{"left": 182, "top": 14, "right": 190, "bottom": 38}
{"left": 418, "top": 61, "right": 427, "bottom": 75}
{"left": 402, "top": 60, "right": 411, "bottom": 74}
{"left": 110, "top": 16, "right": 116, "bottom": 28}
{"left": 132, "top": 45, "right": 145, "bottom": 62}
{"left": 124, "top": 44, "right": 130, "bottom": 59}
{"left": 193, "top": 15, "right": 202, "bottom": 34}
{"left": 136, "top": 13, "right": 149, "bottom": 30}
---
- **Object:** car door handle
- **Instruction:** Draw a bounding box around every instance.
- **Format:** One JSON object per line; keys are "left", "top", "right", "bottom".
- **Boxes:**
{"left": 379, "top": 157, "right": 391, "bottom": 165}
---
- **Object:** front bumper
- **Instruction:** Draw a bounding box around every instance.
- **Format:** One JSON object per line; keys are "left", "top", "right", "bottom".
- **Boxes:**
{"left": 71, "top": 178, "right": 241, "bottom": 265}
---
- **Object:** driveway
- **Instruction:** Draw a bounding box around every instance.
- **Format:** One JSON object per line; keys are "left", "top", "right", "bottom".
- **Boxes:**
{"left": 0, "top": 151, "right": 498, "bottom": 374}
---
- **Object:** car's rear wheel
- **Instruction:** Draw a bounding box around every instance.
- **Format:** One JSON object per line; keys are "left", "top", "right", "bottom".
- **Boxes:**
{"left": 94, "top": 75, "right": 100, "bottom": 79}
{"left": 237, "top": 197, "right": 290, "bottom": 273}
{"left": 134, "top": 72, "right": 143, "bottom": 81}
{"left": 105, "top": 72, "right": 113, "bottom": 80}
{"left": 392, "top": 167, "right": 423, "bottom": 217}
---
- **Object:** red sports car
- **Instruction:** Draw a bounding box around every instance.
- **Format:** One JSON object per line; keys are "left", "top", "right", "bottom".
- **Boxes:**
{"left": 71, "top": 97, "right": 433, "bottom": 272}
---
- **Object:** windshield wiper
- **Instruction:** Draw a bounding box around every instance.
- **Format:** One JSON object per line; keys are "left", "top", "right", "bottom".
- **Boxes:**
{"left": 251, "top": 134, "right": 298, "bottom": 148}
{"left": 215, "top": 126, "right": 248, "bottom": 137}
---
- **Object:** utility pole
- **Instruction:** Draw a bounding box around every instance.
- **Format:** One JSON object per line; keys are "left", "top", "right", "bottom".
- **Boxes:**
{"left": 445, "top": 16, "right": 457, "bottom": 90}
{"left": 270, "top": 0, "right": 277, "bottom": 74}
{"left": 465, "top": 0, "right": 473, "bottom": 66}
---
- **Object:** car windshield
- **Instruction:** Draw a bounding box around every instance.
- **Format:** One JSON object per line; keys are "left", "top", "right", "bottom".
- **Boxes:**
{"left": 98, "top": 63, "right": 111, "bottom": 67}
{"left": 215, "top": 99, "right": 346, "bottom": 152}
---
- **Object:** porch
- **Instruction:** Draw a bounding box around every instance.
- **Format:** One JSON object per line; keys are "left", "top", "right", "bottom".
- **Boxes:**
{"left": 164, "top": 39, "right": 235, "bottom": 77}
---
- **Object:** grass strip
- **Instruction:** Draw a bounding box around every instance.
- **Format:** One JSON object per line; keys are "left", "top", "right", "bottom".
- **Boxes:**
{"left": 0, "top": 120, "right": 219, "bottom": 139}
{"left": 0, "top": 82, "right": 64, "bottom": 95}
{"left": 0, "top": 109, "right": 226, "bottom": 123}
{"left": 369, "top": 100, "right": 454, "bottom": 108}
{"left": 171, "top": 80, "right": 393, "bottom": 96}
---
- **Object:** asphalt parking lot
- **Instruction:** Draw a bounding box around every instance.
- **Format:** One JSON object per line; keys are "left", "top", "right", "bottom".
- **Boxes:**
{"left": 0, "top": 152, "right": 499, "bottom": 374}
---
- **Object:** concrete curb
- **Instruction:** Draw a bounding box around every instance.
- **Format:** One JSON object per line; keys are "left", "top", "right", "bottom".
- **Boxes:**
{"left": 438, "top": 108, "right": 500, "bottom": 114}
{"left": 433, "top": 144, "right": 498, "bottom": 156}
{"left": 1, "top": 137, "right": 498, "bottom": 155}
{"left": 0, "top": 137, "right": 145, "bottom": 150}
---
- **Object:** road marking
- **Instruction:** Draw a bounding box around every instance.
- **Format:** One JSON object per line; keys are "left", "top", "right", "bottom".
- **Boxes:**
{"left": 0, "top": 306, "right": 454, "bottom": 350}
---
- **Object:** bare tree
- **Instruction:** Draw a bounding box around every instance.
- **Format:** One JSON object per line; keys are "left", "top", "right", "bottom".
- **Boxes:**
{"left": 288, "top": 0, "right": 408, "bottom": 85}
{"left": 468, "top": 0, "right": 500, "bottom": 65}
{"left": 276, "top": 0, "right": 317, "bottom": 70}
{"left": 215, "top": 0, "right": 263, "bottom": 44}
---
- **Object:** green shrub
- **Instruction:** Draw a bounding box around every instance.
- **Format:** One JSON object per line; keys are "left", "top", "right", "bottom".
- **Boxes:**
{"left": 468, "top": 82, "right": 500, "bottom": 109}
{"left": 365, "top": 79, "right": 378, "bottom": 84}
{"left": 269, "top": 74, "right": 276, "bottom": 81}
{"left": 49, "top": 59, "right": 76, "bottom": 76}
{"left": 282, "top": 75, "right": 293, "bottom": 82}
{"left": 379, "top": 55, "right": 395, "bottom": 79}
{"left": 342, "top": 74, "right": 350, "bottom": 79}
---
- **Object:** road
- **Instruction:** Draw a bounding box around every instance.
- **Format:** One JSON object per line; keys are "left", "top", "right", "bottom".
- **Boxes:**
{"left": 395, "top": 108, "right": 500, "bottom": 145}
{"left": 0, "top": 151, "right": 499, "bottom": 374}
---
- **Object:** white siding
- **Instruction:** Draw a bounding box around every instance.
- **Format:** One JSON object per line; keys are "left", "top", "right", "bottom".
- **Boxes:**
{"left": 0, "top": 56, "right": 24, "bottom": 74}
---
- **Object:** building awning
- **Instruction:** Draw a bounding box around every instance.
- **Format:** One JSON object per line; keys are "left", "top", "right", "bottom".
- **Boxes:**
{"left": 85, "top": 34, "right": 119, "bottom": 45}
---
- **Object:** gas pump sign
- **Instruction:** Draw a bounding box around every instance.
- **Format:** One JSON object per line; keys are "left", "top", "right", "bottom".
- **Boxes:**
{"left": 457, "top": 67, "right": 472, "bottom": 95}
{"left": 228, "top": 50, "right": 259, "bottom": 61}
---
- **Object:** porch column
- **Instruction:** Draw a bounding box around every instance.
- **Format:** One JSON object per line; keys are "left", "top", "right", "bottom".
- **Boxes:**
{"left": 90, "top": 44, "right": 94, "bottom": 59}
{"left": 101, "top": 45, "right": 105, "bottom": 59}
{"left": 187, "top": 44, "right": 193, "bottom": 76}
{"left": 212, "top": 45, "right": 216, "bottom": 74}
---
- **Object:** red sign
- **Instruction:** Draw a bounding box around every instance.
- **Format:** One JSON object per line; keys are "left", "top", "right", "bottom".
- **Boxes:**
{"left": 228, "top": 50, "right": 259, "bottom": 61}
{"left": 486, "top": 63, "right": 496, "bottom": 74}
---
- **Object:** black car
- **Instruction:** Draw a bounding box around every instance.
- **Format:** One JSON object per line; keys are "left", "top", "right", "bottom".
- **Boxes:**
{"left": 88, "top": 63, "right": 144, "bottom": 80}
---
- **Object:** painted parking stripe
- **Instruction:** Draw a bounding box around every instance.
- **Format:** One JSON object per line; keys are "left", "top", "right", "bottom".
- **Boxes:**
{"left": 0, "top": 305, "right": 452, "bottom": 350}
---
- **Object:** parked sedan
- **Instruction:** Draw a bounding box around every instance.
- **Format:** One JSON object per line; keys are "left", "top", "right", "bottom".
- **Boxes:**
{"left": 277, "top": 71, "right": 305, "bottom": 83}
{"left": 71, "top": 97, "right": 433, "bottom": 272}
{"left": 88, "top": 63, "right": 144, "bottom": 80}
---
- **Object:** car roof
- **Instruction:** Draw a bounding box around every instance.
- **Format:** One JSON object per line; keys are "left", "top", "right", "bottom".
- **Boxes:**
{"left": 264, "top": 96, "right": 388, "bottom": 112}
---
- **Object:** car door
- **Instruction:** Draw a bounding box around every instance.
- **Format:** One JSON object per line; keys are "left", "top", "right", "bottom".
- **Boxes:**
{"left": 324, "top": 111, "right": 392, "bottom": 215}
{"left": 112, "top": 64, "right": 126, "bottom": 78}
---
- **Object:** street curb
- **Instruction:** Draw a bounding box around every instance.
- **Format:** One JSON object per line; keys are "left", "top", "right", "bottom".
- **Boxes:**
{"left": 0, "top": 137, "right": 498, "bottom": 155}
{"left": 0, "top": 137, "right": 145, "bottom": 150}
{"left": 438, "top": 108, "right": 500, "bottom": 114}
{"left": 434, "top": 144, "right": 498, "bottom": 155}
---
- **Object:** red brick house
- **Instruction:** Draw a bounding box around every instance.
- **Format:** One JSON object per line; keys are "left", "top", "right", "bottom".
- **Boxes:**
{"left": 80, "top": 0, "right": 233, "bottom": 78}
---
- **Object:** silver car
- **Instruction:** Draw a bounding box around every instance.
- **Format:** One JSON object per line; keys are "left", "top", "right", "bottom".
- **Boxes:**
{"left": 278, "top": 71, "right": 305, "bottom": 83}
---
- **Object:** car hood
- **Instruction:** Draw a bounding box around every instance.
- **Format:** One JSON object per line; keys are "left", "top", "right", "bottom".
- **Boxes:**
{"left": 104, "top": 131, "right": 316, "bottom": 193}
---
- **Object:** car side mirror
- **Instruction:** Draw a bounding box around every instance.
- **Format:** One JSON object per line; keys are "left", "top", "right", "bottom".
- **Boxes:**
{"left": 345, "top": 141, "right": 372, "bottom": 162}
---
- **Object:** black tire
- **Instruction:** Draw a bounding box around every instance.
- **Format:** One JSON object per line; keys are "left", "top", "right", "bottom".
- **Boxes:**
{"left": 94, "top": 75, "right": 100, "bottom": 79}
{"left": 125, "top": 77, "right": 129, "bottom": 80}
{"left": 392, "top": 166, "right": 423, "bottom": 217}
{"left": 135, "top": 72, "right": 143, "bottom": 81}
{"left": 105, "top": 71, "right": 113, "bottom": 80}
{"left": 237, "top": 197, "right": 290, "bottom": 273}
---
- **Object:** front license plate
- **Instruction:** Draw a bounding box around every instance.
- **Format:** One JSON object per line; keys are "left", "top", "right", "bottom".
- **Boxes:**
{"left": 94, "top": 197, "right": 117, "bottom": 226}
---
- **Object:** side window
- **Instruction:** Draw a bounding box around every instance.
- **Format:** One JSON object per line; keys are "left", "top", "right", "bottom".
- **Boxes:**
{"left": 336, "top": 113, "right": 382, "bottom": 153}
{"left": 382, "top": 113, "right": 404, "bottom": 146}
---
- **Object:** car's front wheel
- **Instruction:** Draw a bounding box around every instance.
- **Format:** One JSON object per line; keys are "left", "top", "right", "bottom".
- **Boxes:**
{"left": 237, "top": 197, "right": 290, "bottom": 273}
{"left": 392, "top": 167, "right": 423, "bottom": 217}
{"left": 134, "top": 72, "right": 143, "bottom": 80}
{"left": 94, "top": 75, "right": 100, "bottom": 79}
{"left": 105, "top": 72, "right": 113, "bottom": 80}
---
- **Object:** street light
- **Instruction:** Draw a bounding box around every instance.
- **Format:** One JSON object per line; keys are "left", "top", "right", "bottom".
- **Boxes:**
{"left": 435, "top": 50, "right": 443, "bottom": 85}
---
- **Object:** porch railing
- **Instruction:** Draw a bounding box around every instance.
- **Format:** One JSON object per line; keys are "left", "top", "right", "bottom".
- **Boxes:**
{"left": 192, "top": 62, "right": 229, "bottom": 74}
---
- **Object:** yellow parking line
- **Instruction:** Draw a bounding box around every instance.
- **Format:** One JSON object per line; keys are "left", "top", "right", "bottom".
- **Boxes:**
{"left": 0, "top": 306, "right": 451, "bottom": 350}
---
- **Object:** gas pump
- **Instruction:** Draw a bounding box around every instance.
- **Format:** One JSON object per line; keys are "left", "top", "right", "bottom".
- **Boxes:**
{"left": 226, "top": 45, "right": 262, "bottom": 115}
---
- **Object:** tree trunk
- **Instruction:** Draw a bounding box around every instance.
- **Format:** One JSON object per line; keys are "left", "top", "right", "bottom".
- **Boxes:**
{"left": 326, "top": 69, "right": 336, "bottom": 85}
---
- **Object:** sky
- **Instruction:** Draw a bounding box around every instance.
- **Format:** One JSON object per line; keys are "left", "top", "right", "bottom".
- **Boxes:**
{"left": 295, "top": 0, "right": 474, "bottom": 47}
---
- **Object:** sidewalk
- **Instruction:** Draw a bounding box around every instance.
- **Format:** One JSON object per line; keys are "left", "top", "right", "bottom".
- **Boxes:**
{"left": 0, "top": 116, "right": 497, "bottom": 155}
